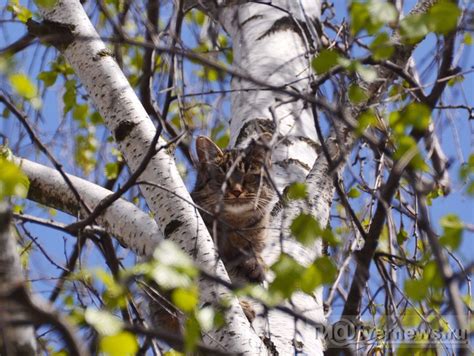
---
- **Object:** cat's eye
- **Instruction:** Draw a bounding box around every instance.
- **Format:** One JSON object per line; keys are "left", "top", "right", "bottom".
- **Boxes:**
{"left": 248, "top": 162, "right": 260, "bottom": 171}
{"left": 245, "top": 174, "right": 261, "bottom": 184}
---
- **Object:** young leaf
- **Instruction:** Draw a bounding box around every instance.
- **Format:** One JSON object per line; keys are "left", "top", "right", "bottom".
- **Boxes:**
{"left": 9, "top": 73, "right": 37, "bottom": 99}
{"left": 286, "top": 182, "right": 308, "bottom": 200}
{"left": 34, "top": 0, "right": 58, "bottom": 9}
{"left": 439, "top": 214, "right": 463, "bottom": 250}
{"left": 0, "top": 158, "right": 30, "bottom": 199}
{"left": 85, "top": 308, "right": 123, "bottom": 336}
{"left": 312, "top": 50, "right": 340, "bottom": 74}
{"left": 172, "top": 287, "right": 199, "bottom": 313}
{"left": 426, "top": 1, "right": 460, "bottom": 34}
{"left": 38, "top": 71, "right": 58, "bottom": 87}
{"left": 290, "top": 213, "right": 321, "bottom": 245}
{"left": 99, "top": 331, "right": 138, "bottom": 356}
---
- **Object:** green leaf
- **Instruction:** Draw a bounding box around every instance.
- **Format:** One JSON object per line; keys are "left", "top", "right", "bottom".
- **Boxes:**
{"left": 85, "top": 308, "right": 123, "bottom": 336}
{"left": 396, "top": 229, "right": 408, "bottom": 245}
{"left": 356, "top": 110, "right": 378, "bottom": 136}
{"left": 369, "top": 1, "right": 398, "bottom": 27}
{"left": 63, "top": 79, "right": 77, "bottom": 114}
{"left": 460, "top": 154, "right": 474, "bottom": 180}
{"left": 286, "top": 182, "right": 308, "bottom": 200}
{"left": 104, "top": 162, "right": 119, "bottom": 180}
{"left": 300, "top": 256, "right": 337, "bottom": 293}
{"left": 153, "top": 241, "right": 195, "bottom": 270}
{"left": 311, "top": 50, "right": 340, "bottom": 74}
{"left": 172, "top": 287, "right": 199, "bottom": 313}
{"left": 389, "top": 103, "right": 431, "bottom": 134}
{"left": 7, "top": 2, "right": 33, "bottom": 22}
{"left": 51, "top": 351, "right": 68, "bottom": 356}
{"left": 240, "top": 284, "right": 282, "bottom": 306}
{"left": 95, "top": 269, "right": 126, "bottom": 308}
{"left": 99, "top": 331, "right": 138, "bottom": 356}
{"left": 447, "top": 74, "right": 464, "bottom": 87}
{"left": 152, "top": 264, "right": 194, "bottom": 290}
{"left": 464, "top": 33, "right": 473, "bottom": 46}
{"left": 400, "top": 307, "right": 423, "bottom": 327}
{"left": 38, "top": 71, "right": 57, "bottom": 87}
{"left": 354, "top": 62, "right": 377, "bottom": 83}
{"left": 350, "top": 1, "right": 397, "bottom": 35}
{"left": 422, "top": 261, "right": 443, "bottom": 289}
{"left": 9, "top": 73, "right": 38, "bottom": 99}
{"left": 439, "top": 214, "right": 463, "bottom": 250}
{"left": 195, "top": 306, "right": 215, "bottom": 332}
{"left": 0, "top": 158, "right": 30, "bottom": 199}
{"left": 347, "top": 187, "right": 361, "bottom": 198}
{"left": 52, "top": 59, "right": 74, "bottom": 75}
{"left": 405, "top": 279, "right": 428, "bottom": 301}
{"left": 403, "top": 102, "right": 431, "bottom": 131}
{"left": 269, "top": 254, "right": 305, "bottom": 298}
{"left": 34, "top": 0, "right": 57, "bottom": 9}
{"left": 400, "top": 13, "right": 429, "bottom": 44}
{"left": 206, "top": 68, "right": 219, "bottom": 81}
{"left": 151, "top": 242, "right": 197, "bottom": 289}
{"left": 426, "top": 1, "right": 460, "bottom": 34}
{"left": 348, "top": 85, "right": 368, "bottom": 104}
{"left": 370, "top": 32, "right": 394, "bottom": 60}
{"left": 393, "top": 135, "right": 428, "bottom": 171}
{"left": 72, "top": 104, "right": 89, "bottom": 126}
{"left": 75, "top": 133, "right": 97, "bottom": 174}
{"left": 349, "top": 2, "right": 370, "bottom": 35}
{"left": 214, "top": 133, "right": 230, "bottom": 149}
{"left": 90, "top": 111, "right": 104, "bottom": 125}
{"left": 290, "top": 213, "right": 321, "bottom": 246}
{"left": 184, "top": 315, "right": 201, "bottom": 353}
{"left": 320, "top": 227, "right": 340, "bottom": 247}
{"left": 163, "top": 351, "right": 185, "bottom": 356}
{"left": 425, "top": 187, "right": 443, "bottom": 205}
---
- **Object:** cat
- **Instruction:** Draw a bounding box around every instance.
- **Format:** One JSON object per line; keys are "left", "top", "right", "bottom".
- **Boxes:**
{"left": 150, "top": 135, "right": 273, "bottom": 331}
{"left": 191, "top": 135, "right": 274, "bottom": 284}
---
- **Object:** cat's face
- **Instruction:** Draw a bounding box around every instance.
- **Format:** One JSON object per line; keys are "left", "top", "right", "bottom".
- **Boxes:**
{"left": 192, "top": 136, "right": 273, "bottom": 218}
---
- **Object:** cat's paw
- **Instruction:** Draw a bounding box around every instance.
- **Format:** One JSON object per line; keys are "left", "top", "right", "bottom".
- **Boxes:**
{"left": 239, "top": 256, "right": 266, "bottom": 283}
{"left": 239, "top": 300, "right": 256, "bottom": 322}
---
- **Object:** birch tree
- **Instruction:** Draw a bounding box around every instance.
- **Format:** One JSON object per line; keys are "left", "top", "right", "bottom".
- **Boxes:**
{"left": 0, "top": 0, "right": 472, "bottom": 355}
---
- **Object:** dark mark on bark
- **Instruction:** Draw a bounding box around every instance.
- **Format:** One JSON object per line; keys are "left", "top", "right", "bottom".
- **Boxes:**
{"left": 257, "top": 16, "right": 300, "bottom": 41}
{"left": 114, "top": 120, "right": 137, "bottom": 142}
{"left": 164, "top": 219, "right": 183, "bottom": 239}
{"left": 93, "top": 48, "right": 114, "bottom": 61}
{"left": 270, "top": 201, "right": 283, "bottom": 217}
{"left": 240, "top": 14, "right": 264, "bottom": 28}
{"left": 256, "top": 16, "right": 316, "bottom": 52}
{"left": 263, "top": 335, "right": 280, "bottom": 356}
{"left": 26, "top": 19, "right": 75, "bottom": 51}
{"left": 275, "top": 158, "right": 311, "bottom": 171}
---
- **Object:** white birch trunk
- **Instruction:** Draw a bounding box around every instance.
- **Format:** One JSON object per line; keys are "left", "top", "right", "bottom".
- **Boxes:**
{"left": 37, "top": 1, "right": 264, "bottom": 353}
{"left": 15, "top": 157, "right": 161, "bottom": 256}
{"left": 0, "top": 204, "right": 38, "bottom": 355}
{"left": 198, "top": 1, "right": 327, "bottom": 354}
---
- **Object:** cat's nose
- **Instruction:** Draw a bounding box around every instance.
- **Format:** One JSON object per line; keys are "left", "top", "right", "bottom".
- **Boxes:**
{"left": 230, "top": 184, "right": 243, "bottom": 198}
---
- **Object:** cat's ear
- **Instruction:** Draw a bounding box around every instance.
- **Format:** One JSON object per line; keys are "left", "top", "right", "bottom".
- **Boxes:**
{"left": 196, "top": 136, "right": 223, "bottom": 162}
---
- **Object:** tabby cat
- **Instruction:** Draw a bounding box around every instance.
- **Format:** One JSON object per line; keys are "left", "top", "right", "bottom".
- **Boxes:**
{"left": 191, "top": 135, "right": 274, "bottom": 284}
